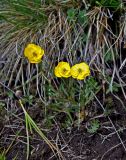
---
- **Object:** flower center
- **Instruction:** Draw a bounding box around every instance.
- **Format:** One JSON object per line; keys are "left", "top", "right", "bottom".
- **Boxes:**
{"left": 62, "top": 68, "right": 67, "bottom": 73}
{"left": 33, "top": 52, "right": 37, "bottom": 57}
{"left": 78, "top": 68, "right": 82, "bottom": 73}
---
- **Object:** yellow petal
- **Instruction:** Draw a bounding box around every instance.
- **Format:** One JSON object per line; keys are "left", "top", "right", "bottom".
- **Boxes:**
{"left": 79, "top": 62, "right": 90, "bottom": 71}
{"left": 77, "top": 74, "right": 85, "bottom": 80}
{"left": 54, "top": 66, "right": 62, "bottom": 77}
{"left": 71, "top": 64, "right": 80, "bottom": 78}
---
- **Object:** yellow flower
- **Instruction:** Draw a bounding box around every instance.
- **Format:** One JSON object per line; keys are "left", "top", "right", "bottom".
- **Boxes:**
{"left": 71, "top": 62, "right": 90, "bottom": 80}
{"left": 54, "top": 62, "right": 71, "bottom": 78}
{"left": 24, "top": 43, "right": 44, "bottom": 63}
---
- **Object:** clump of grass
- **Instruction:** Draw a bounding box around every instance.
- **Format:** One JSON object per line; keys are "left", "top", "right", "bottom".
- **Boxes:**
{"left": 0, "top": 0, "right": 48, "bottom": 46}
{"left": 19, "top": 99, "right": 63, "bottom": 160}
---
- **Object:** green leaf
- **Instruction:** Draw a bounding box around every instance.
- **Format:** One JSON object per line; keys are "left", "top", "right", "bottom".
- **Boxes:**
{"left": 87, "top": 119, "right": 100, "bottom": 134}
{"left": 67, "top": 8, "right": 77, "bottom": 22}
{"left": 78, "top": 10, "right": 88, "bottom": 25}
{"left": 0, "top": 102, "right": 5, "bottom": 107}
{"left": 104, "top": 51, "right": 113, "bottom": 62}
{"left": 106, "top": 82, "right": 119, "bottom": 94}
{"left": 7, "top": 91, "right": 14, "bottom": 99}
{"left": 0, "top": 154, "right": 6, "bottom": 160}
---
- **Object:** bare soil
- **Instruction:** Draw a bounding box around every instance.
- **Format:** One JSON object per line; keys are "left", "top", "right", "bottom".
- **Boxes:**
{"left": 1, "top": 93, "right": 126, "bottom": 160}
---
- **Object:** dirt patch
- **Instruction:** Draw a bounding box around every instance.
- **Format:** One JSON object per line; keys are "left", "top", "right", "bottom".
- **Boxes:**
{"left": 1, "top": 94, "right": 126, "bottom": 160}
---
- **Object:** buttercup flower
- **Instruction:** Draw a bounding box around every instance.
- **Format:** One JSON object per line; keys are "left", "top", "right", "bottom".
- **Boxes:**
{"left": 71, "top": 62, "right": 90, "bottom": 80}
{"left": 24, "top": 43, "right": 44, "bottom": 63}
{"left": 54, "top": 62, "right": 71, "bottom": 78}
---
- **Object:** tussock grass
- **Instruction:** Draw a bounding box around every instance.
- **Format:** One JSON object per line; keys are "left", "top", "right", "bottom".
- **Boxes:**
{"left": 0, "top": 0, "right": 126, "bottom": 159}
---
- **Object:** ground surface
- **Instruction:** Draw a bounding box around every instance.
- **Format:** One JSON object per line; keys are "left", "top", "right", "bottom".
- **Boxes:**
{"left": 1, "top": 92, "right": 126, "bottom": 160}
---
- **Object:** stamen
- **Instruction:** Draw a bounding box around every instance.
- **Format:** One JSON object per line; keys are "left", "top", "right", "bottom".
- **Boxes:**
{"left": 78, "top": 68, "right": 82, "bottom": 73}
{"left": 33, "top": 52, "right": 37, "bottom": 57}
